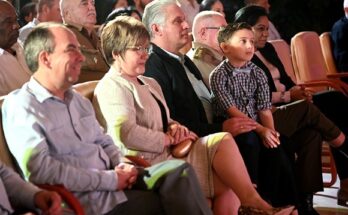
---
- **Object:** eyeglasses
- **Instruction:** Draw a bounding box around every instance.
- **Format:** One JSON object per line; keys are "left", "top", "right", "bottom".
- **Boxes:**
{"left": 205, "top": 27, "right": 221, "bottom": 30}
{"left": 126, "top": 46, "right": 151, "bottom": 54}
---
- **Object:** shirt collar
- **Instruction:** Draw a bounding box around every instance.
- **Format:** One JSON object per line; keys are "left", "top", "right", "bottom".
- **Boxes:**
{"left": 160, "top": 47, "right": 185, "bottom": 64}
{"left": 0, "top": 42, "right": 21, "bottom": 56}
{"left": 27, "top": 77, "right": 74, "bottom": 103}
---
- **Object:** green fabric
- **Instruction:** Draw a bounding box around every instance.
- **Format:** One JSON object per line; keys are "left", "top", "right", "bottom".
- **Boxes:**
{"left": 144, "top": 159, "right": 186, "bottom": 189}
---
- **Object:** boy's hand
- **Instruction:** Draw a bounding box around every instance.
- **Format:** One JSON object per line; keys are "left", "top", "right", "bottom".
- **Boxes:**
{"left": 257, "top": 127, "right": 280, "bottom": 148}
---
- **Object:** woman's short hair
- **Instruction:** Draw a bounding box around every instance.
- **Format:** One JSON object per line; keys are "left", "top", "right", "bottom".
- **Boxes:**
{"left": 101, "top": 16, "right": 150, "bottom": 65}
{"left": 234, "top": 5, "right": 268, "bottom": 26}
{"left": 24, "top": 23, "right": 65, "bottom": 72}
{"left": 217, "top": 22, "right": 252, "bottom": 44}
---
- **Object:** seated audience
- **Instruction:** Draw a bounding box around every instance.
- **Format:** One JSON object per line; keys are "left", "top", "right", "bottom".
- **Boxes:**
{"left": 199, "top": 0, "right": 225, "bottom": 17}
{"left": 93, "top": 14, "right": 294, "bottom": 215}
{"left": 3, "top": 22, "right": 213, "bottom": 215}
{"left": 60, "top": 0, "right": 109, "bottom": 82}
{"left": 244, "top": 0, "right": 281, "bottom": 41}
{"left": 132, "top": 0, "right": 152, "bottom": 17}
{"left": 331, "top": 0, "right": 348, "bottom": 72}
{"left": 19, "top": 2, "right": 37, "bottom": 27}
{"left": 141, "top": 0, "right": 296, "bottom": 212}
{"left": 235, "top": 5, "right": 348, "bottom": 211}
{"left": 0, "top": 0, "right": 31, "bottom": 96}
{"left": 0, "top": 161, "right": 61, "bottom": 215}
{"left": 19, "top": 0, "right": 62, "bottom": 45}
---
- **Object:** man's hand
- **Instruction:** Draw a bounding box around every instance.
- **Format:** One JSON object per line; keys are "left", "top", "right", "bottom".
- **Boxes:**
{"left": 222, "top": 117, "right": 257, "bottom": 136}
{"left": 34, "top": 191, "right": 62, "bottom": 215}
{"left": 115, "top": 163, "right": 138, "bottom": 190}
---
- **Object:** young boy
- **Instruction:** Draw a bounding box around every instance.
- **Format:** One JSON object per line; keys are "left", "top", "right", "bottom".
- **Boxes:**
{"left": 210, "top": 23, "right": 297, "bottom": 207}
{"left": 210, "top": 22, "right": 280, "bottom": 149}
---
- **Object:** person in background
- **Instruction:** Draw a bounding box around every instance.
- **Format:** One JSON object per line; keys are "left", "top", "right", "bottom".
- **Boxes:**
{"left": 235, "top": 5, "right": 348, "bottom": 213}
{"left": 199, "top": 0, "right": 225, "bottom": 17}
{"left": 60, "top": 0, "right": 109, "bottom": 82}
{"left": 19, "top": 0, "right": 62, "bottom": 45}
{"left": 132, "top": 0, "right": 152, "bottom": 16}
{"left": 187, "top": 11, "right": 227, "bottom": 87}
{"left": 0, "top": 0, "right": 31, "bottom": 96}
{"left": 105, "top": 6, "right": 142, "bottom": 22}
{"left": 112, "top": 0, "right": 128, "bottom": 9}
{"left": 0, "top": 161, "right": 62, "bottom": 215}
{"left": 19, "top": 2, "right": 37, "bottom": 27}
{"left": 244, "top": 0, "right": 281, "bottom": 40}
{"left": 331, "top": 0, "right": 348, "bottom": 72}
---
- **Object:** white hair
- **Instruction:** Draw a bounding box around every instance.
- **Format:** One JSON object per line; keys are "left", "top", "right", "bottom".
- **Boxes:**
{"left": 192, "top": 11, "right": 223, "bottom": 41}
{"left": 142, "top": 0, "right": 179, "bottom": 38}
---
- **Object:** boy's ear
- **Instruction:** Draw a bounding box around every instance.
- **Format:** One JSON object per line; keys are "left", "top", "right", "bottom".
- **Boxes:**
{"left": 220, "top": 42, "right": 229, "bottom": 54}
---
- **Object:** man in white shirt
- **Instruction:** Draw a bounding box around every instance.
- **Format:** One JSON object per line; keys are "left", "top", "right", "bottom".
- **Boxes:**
{"left": 19, "top": 0, "right": 62, "bottom": 45}
{"left": 0, "top": 0, "right": 31, "bottom": 96}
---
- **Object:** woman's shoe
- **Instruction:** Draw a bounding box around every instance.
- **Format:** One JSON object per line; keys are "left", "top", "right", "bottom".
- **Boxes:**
{"left": 238, "top": 205, "right": 295, "bottom": 215}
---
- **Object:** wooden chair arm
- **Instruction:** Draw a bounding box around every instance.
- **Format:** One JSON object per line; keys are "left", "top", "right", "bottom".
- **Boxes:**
{"left": 36, "top": 184, "right": 84, "bottom": 215}
{"left": 298, "top": 79, "right": 348, "bottom": 97}
{"left": 327, "top": 72, "right": 348, "bottom": 79}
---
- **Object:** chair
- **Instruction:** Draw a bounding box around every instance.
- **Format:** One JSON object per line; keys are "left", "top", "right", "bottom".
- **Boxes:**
{"left": 320, "top": 32, "right": 348, "bottom": 77}
{"left": 268, "top": 39, "right": 297, "bottom": 83}
{"left": 319, "top": 32, "right": 339, "bottom": 75}
{"left": 290, "top": 31, "right": 348, "bottom": 96}
{"left": 0, "top": 96, "right": 85, "bottom": 215}
{"left": 269, "top": 39, "right": 339, "bottom": 187}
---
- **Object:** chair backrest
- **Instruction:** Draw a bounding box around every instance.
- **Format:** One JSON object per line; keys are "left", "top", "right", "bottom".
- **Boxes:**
{"left": 72, "top": 80, "right": 99, "bottom": 102}
{"left": 291, "top": 31, "right": 329, "bottom": 83}
{"left": 319, "top": 32, "right": 338, "bottom": 75}
{"left": 268, "top": 39, "right": 297, "bottom": 83}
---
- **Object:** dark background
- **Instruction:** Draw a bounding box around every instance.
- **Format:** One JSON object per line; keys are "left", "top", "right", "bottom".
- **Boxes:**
{"left": 17, "top": 0, "right": 345, "bottom": 43}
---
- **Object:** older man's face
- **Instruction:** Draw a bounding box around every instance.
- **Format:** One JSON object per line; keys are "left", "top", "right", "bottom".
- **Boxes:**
{"left": 65, "top": 0, "right": 96, "bottom": 29}
{"left": 0, "top": 1, "right": 19, "bottom": 50}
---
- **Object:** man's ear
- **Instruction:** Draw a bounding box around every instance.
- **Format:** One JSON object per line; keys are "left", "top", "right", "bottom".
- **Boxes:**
{"left": 151, "top": 23, "right": 162, "bottom": 37}
{"left": 38, "top": 50, "right": 51, "bottom": 68}
{"left": 199, "top": 27, "right": 206, "bottom": 40}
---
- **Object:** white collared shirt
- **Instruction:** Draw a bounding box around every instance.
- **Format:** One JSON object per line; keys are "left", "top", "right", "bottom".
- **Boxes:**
{"left": 0, "top": 43, "right": 31, "bottom": 96}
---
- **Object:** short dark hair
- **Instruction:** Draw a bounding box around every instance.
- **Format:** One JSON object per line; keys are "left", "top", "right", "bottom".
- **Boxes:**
{"left": 234, "top": 5, "right": 268, "bottom": 26}
{"left": 105, "top": 6, "right": 141, "bottom": 23}
{"left": 199, "top": 0, "right": 219, "bottom": 12}
{"left": 24, "top": 23, "right": 66, "bottom": 72}
{"left": 217, "top": 22, "right": 252, "bottom": 44}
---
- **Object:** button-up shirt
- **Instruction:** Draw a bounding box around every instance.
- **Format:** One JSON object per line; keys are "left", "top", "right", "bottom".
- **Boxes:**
{"left": 2, "top": 77, "right": 126, "bottom": 214}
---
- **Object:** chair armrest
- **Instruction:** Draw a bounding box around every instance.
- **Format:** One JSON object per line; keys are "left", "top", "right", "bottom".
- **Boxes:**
{"left": 298, "top": 79, "right": 348, "bottom": 97}
{"left": 124, "top": 155, "right": 151, "bottom": 167}
{"left": 36, "top": 184, "right": 84, "bottom": 215}
{"left": 327, "top": 72, "right": 348, "bottom": 79}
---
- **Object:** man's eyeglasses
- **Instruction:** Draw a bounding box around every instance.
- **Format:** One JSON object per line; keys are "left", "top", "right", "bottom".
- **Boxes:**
{"left": 205, "top": 27, "right": 221, "bottom": 30}
{"left": 126, "top": 46, "right": 151, "bottom": 54}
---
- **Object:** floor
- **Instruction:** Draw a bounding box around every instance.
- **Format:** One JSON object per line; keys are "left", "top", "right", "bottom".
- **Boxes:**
{"left": 314, "top": 174, "right": 348, "bottom": 215}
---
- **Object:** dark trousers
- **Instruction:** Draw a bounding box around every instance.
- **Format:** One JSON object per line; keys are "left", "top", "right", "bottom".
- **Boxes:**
{"left": 273, "top": 100, "right": 341, "bottom": 193}
{"left": 235, "top": 131, "right": 297, "bottom": 206}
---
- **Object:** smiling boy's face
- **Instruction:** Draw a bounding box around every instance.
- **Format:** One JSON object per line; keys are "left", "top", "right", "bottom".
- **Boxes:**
{"left": 220, "top": 28, "right": 255, "bottom": 67}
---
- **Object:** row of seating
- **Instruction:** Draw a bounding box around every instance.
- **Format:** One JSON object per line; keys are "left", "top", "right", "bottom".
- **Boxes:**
{"left": 268, "top": 31, "right": 348, "bottom": 188}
